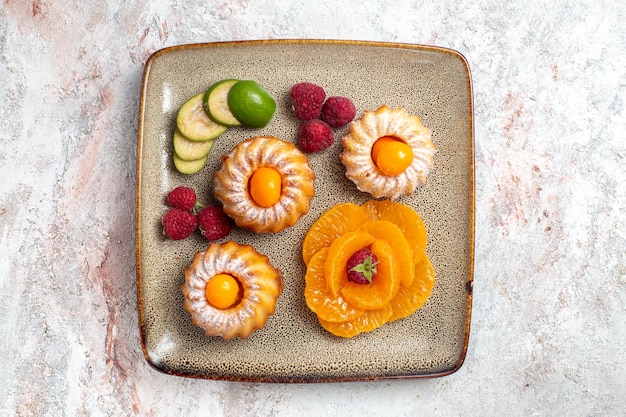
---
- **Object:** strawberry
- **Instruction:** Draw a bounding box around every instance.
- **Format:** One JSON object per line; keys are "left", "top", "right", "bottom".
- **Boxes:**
{"left": 166, "top": 186, "right": 198, "bottom": 211}
{"left": 162, "top": 208, "right": 198, "bottom": 240}
{"left": 346, "top": 248, "right": 379, "bottom": 284}
{"left": 197, "top": 205, "right": 232, "bottom": 240}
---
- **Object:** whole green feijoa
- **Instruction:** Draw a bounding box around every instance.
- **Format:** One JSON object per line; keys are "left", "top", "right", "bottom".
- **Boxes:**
{"left": 227, "top": 80, "right": 276, "bottom": 128}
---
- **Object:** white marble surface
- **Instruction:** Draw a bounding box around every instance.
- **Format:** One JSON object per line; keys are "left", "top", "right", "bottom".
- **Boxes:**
{"left": 1, "top": 1, "right": 625, "bottom": 416}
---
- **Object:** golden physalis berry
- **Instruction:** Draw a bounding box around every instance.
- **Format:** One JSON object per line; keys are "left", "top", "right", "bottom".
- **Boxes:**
{"left": 249, "top": 166, "right": 282, "bottom": 207}
{"left": 371, "top": 136, "right": 414, "bottom": 176}
{"left": 205, "top": 273, "right": 241, "bottom": 309}
{"left": 371, "top": 136, "right": 397, "bottom": 162}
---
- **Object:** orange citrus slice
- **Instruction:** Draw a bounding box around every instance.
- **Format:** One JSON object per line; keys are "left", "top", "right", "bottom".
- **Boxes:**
{"left": 361, "top": 199, "right": 427, "bottom": 261}
{"left": 302, "top": 203, "right": 368, "bottom": 265}
{"left": 304, "top": 248, "right": 365, "bottom": 323}
{"left": 358, "top": 220, "right": 415, "bottom": 288}
{"left": 339, "top": 239, "right": 401, "bottom": 310}
{"left": 318, "top": 303, "right": 393, "bottom": 338}
{"left": 324, "top": 230, "right": 375, "bottom": 298}
{"left": 388, "top": 254, "right": 436, "bottom": 322}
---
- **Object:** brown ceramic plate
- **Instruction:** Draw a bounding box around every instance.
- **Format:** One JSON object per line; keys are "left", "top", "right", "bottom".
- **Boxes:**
{"left": 136, "top": 40, "right": 474, "bottom": 382}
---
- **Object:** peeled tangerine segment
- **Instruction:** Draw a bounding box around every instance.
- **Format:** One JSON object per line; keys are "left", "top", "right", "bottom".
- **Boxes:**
{"left": 388, "top": 254, "right": 436, "bottom": 322}
{"left": 302, "top": 203, "right": 368, "bottom": 265}
{"left": 177, "top": 92, "right": 228, "bottom": 141}
{"left": 318, "top": 303, "right": 393, "bottom": 338}
{"left": 340, "top": 239, "right": 401, "bottom": 310}
{"left": 360, "top": 199, "right": 428, "bottom": 261}
{"left": 304, "top": 248, "right": 365, "bottom": 323}
{"left": 324, "top": 230, "right": 375, "bottom": 298}
{"left": 358, "top": 220, "right": 415, "bottom": 288}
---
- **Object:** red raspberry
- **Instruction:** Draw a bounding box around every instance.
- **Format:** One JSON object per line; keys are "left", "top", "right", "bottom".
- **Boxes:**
{"left": 166, "top": 186, "right": 197, "bottom": 211}
{"left": 298, "top": 119, "right": 334, "bottom": 153}
{"left": 290, "top": 82, "right": 326, "bottom": 120}
{"left": 162, "top": 208, "right": 198, "bottom": 240}
{"left": 346, "top": 248, "right": 379, "bottom": 284}
{"left": 197, "top": 205, "right": 232, "bottom": 240}
{"left": 320, "top": 96, "right": 356, "bottom": 127}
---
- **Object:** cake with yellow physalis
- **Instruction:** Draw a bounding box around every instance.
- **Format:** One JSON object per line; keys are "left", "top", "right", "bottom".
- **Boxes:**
{"left": 340, "top": 105, "right": 436, "bottom": 200}
{"left": 302, "top": 200, "right": 435, "bottom": 338}
{"left": 213, "top": 136, "right": 316, "bottom": 234}
{"left": 181, "top": 241, "right": 283, "bottom": 340}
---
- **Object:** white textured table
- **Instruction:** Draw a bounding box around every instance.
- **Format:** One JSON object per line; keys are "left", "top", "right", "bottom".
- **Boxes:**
{"left": 1, "top": 1, "right": 625, "bottom": 416}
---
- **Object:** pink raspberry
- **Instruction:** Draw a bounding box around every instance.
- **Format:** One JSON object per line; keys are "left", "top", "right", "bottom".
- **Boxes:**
{"left": 298, "top": 119, "right": 334, "bottom": 153}
{"left": 197, "top": 205, "right": 232, "bottom": 240}
{"left": 290, "top": 82, "right": 326, "bottom": 120}
{"left": 321, "top": 96, "right": 356, "bottom": 127}
{"left": 166, "top": 186, "right": 197, "bottom": 211}
{"left": 346, "top": 248, "right": 379, "bottom": 284}
{"left": 162, "top": 208, "right": 198, "bottom": 240}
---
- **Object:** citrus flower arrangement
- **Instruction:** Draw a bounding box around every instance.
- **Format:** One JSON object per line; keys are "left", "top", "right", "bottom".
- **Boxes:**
{"left": 302, "top": 199, "right": 436, "bottom": 338}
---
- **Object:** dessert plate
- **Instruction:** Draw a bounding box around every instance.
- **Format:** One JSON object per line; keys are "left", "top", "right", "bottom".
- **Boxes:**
{"left": 136, "top": 40, "right": 474, "bottom": 382}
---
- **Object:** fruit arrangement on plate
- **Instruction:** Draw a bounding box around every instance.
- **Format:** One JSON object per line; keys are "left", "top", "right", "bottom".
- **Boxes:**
{"left": 172, "top": 79, "right": 277, "bottom": 174}
{"left": 164, "top": 79, "right": 437, "bottom": 340}
{"left": 302, "top": 200, "right": 435, "bottom": 337}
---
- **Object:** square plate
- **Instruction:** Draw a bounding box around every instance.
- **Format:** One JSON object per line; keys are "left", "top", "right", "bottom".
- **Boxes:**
{"left": 136, "top": 40, "right": 474, "bottom": 382}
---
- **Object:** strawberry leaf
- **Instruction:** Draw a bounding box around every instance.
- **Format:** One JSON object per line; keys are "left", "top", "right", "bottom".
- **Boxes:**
{"left": 349, "top": 255, "right": 378, "bottom": 283}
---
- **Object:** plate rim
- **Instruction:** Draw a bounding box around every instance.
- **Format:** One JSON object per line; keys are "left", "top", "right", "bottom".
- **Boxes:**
{"left": 135, "top": 39, "right": 475, "bottom": 383}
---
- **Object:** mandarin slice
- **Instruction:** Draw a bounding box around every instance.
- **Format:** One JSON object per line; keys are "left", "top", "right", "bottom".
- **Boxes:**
{"left": 318, "top": 303, "right": 393, "bottom": 338}
{"left": 339, "top": 239, "right": 401, "bottom": 310}
{"left": 324, "top": 230, "right": 375, "bottom": 298}
{"left": 304, "top": 248, "right": 366, "bottom": 323}
{"left": 388, "top": 254, "right": 436, "bottom": 322}
{"left": 361, "top": 199, "right": 428, "bottom": 261}
{"left": 358, "top": 220, "right": 415, "bottom": 288}
{"left": 302, "top": 203, "right": 368, "bottom": 265}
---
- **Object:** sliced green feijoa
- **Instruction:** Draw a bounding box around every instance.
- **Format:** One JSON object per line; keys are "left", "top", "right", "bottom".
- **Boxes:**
{"left": 173, "top": 152, "right": 208, "bottom": 175}
{"left": 203, "top": 79, "right": 241, "bottom": 127}
{"left": 173, "top": 128, "right": 214, "bottom": 161}
{"left": 176, "top": 92, "right": 228, "bottom": 141}
{"left": 227, "top": 80, "right": 277, "bottom": 128}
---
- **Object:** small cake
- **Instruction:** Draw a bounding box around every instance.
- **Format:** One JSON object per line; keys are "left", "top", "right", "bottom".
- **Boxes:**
{"left": 213, "top": 136, "right": 316, "bottom": 233}
{"left": 340, "top": 105, "right": 436, "bottom": 200}
{"left": 181, "top": 241, "right": 284, "bottom": 340}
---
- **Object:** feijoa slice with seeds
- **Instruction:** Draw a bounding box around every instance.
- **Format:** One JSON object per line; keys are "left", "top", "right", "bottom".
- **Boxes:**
{"left": 173, "top": 152, "right": 208, "bottom": 175}
{"left": 203, "top": 79, "right": 241, "bottom": 127}
{"left": 176, "top": 92, "right": 227, "bottom": 141}
{"left": 172, "top": 128, "right": 214, "bottom": 161}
